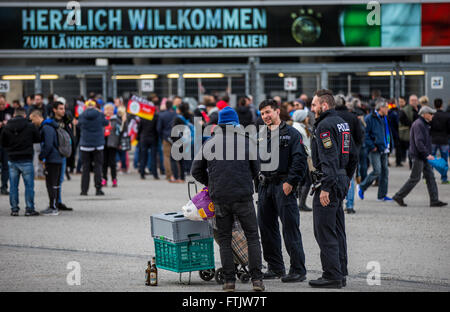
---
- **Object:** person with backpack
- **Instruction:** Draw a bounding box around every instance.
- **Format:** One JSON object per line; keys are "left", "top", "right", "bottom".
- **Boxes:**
{"left": 51, "top": 101, "right": 73, "bottom": 211}
{"left": 29, "top": 110, "right": 63, "bottom": 216}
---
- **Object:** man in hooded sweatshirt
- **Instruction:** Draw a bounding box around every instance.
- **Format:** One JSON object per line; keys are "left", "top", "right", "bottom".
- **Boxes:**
{"left": 29, "top": 110, "right": 63, "bottom": 216}
{"left": 0, "top": 107, "right": 41, "bottom": 216}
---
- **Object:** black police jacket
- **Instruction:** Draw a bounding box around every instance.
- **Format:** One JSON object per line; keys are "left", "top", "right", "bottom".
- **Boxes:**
{"left": 311, "top": 109, "right": 358, "bottom": 194}
{"left": 259, "top": 121, "right": 308, "bottom": 188}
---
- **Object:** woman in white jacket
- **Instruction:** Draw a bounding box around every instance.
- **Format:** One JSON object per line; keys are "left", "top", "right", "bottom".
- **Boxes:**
{"left": 292, "top": 109, "right": 313, "bottom": 211}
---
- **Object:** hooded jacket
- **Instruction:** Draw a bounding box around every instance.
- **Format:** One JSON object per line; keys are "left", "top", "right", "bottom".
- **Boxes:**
{"left": 39, "top": 119, "right": 63, "bottom": 164}
{"left": 78, "top": 108, "right": 108, "bottom": 148}
{"left": 235, "top": 105, "right": 254, "bottom": 127}
{"left": 0, "top": 116, "right": 40, "bottom": 162}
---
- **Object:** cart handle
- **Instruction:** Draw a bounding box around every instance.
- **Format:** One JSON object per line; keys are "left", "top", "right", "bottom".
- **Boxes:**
{"left": 188, "top": 181, "right": 198, "bottom": 200}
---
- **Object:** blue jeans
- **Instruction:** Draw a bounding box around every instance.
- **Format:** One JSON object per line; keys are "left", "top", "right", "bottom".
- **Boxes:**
{"left": 360, "top": 151, "right": 389, "bottom": 199}
{"left": 346, "top": 178, "right": 355, "bottom": 209}
{"left": 432, "top": 144, "right": 449, "bottom": 182}
{"left": 358, "top": 145, "right": 368, "bottom": 181}
{"left": 8, "top": 161, "right": 35, "bottom": 212}
{"left": 58, "top": 157, "right": 66, "bottom": 204}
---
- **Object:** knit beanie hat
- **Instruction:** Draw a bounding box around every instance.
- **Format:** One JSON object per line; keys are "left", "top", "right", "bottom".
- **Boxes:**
{"left": 293, "top": 109, "right": 308, "bottom": 123}
{"left": 218, "top": 106, "right": 239, "bottom": 126}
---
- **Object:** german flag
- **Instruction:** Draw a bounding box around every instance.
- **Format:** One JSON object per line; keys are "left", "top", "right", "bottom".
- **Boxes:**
{"left": 127, "top": 95, "right": 155, "bottom": 121}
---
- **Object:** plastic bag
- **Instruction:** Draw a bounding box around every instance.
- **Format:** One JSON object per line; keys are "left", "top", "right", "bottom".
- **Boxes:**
{"left": 182, "top": 200, "right": 203, "bottom": 221}
{"left": 191, "top": 187, "right": 215, "bottom": 220}
{"left": 428, "top": 157, "right": 449, "bottom": 177}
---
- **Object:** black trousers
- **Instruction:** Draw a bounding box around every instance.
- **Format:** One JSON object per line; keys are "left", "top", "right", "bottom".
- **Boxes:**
{"left": 215, "top": 200, "right": 263, "bottom": 282}
{"left": 257, "top": 182, "right": 307, "bottom": 276}
{"left": 81, "top": 150, "right": 103, "bottom": 193}
{"left": 103, "top": 147, "right": 117, "bottom": 181}
{"left": 0, "top": 146, "right": 9, "bottom": 190}
{"left": 139, "top": 140, "right": 158, "bottom": 178}
{"left": 312, "top": 186, "right": 348, "bottom": 281}
{"left": 44, "top": 163, "right": 61, "bottom": 209}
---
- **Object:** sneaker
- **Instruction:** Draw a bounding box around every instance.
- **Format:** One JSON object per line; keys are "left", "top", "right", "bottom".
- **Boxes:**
{"left": 430, "top": 201, "right": 448, "bottom": 207}
{"left": 41, "top": 208, "right": 59, "bottom": 216}
{"left": 25, "top": 211, "right": 40, "bottom": 216}
{"left": 393, "top": 196, "right": 407, "bottom": 207}
{"left": 57, "top": 203, "right": 73, "bottom": 211}
{"left": 101, "top": 179, "right": 107, "bottom": 187}
{"left": 442, "top": 181, "right": 450, "bottom": 185}
{"left": 1, "top": 188, "right": 9, "bottom": 195}
{"left": 96, "top": 189, "right": 105, "bottom": 196}
{"left": 357, "top": 185, "right": 364, "bottom": 200}
{"left": 140, "top": 174, "right": 146, "bottom": 180}
{"left": 346, "top": 208, "right": 356, "bottom": 214}
{"left": 10, "top": 211, "right": 19, "bottom": 217}
{"left": 223, "top": 282, "right": 235, "bottom": 292}
{"left": 80, "top": 191, "right": 88, "bottom": 196}
{"left": 112, "top": 179, "right": 118, "bottom": 187}
{"left": 377, "top": 196, "right": 393, "bottom": 201}
{"left": 252, "top": 280, "right": 265, "bottom": 292}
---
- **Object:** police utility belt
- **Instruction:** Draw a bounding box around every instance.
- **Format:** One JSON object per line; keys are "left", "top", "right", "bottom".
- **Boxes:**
{"left": 258, "top": 173, "right": 288, "bottom": 186}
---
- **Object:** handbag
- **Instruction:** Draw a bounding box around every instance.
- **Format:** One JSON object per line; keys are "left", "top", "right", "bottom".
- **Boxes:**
{"left": 119, "top": 132, "right": 131, "bottom": 151}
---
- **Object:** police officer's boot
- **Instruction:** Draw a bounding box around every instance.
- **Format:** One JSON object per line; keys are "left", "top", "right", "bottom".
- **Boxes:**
{"left": 299, "top": 186, "right": 312, "bottom": 212}
{"left": 309, "top": 277, "right": 342, "bottom": 289}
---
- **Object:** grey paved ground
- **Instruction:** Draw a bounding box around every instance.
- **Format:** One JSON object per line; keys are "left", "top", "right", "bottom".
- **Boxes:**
{"left": 0, "top": 160, "right": 449, "bottom": 292}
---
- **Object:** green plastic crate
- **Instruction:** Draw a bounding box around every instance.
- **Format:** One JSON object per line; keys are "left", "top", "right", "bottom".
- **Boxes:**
{"left": 154, "top": 237, "right": 215, "bottom": 273}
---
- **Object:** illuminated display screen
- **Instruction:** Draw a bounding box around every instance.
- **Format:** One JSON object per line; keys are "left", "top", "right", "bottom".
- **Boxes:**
{"left": 0, "top": 3, "right": 448, "bottom": 50}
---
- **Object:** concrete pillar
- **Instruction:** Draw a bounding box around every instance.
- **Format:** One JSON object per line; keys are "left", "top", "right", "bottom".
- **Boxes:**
{"left": 177, "top": 75, "right": 185, "bottom": 97}
{"left": 320, "top": 67, "right": 328, "bottom": 90}
{"left": 34, "top": 72, "right": 42, "bottom": 94}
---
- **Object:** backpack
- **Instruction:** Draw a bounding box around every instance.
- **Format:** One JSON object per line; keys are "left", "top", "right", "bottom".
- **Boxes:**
{"left": 177, "top": 114, "right": 195, "bottom": 145}
{"left": 56, "top": 127, "right": 72, "bottom": 158}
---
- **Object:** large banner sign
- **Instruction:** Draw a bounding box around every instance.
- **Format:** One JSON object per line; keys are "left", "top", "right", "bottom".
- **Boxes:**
{"left": 0, "top": 2, "right": 448, "bottom": 51}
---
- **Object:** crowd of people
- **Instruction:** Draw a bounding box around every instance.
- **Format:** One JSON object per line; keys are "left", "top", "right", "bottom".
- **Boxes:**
{"left": 0, "top": 90, "right": 449, "bottom": 217}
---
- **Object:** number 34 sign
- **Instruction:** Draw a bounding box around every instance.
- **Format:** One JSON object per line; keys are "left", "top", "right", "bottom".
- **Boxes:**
{"left": 284, "top": 77, "right": 297, "bottom": 91}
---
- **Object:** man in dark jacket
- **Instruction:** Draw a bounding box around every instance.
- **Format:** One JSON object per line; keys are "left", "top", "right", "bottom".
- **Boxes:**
{"left": 0, "top": 95, "right": 14, "bottom": 195}
{"left": 335, "top": 96, "right": 364, "bottom": 214}
{"left": 430, "top": 98, "right": 450, "bottom": 184}
{"left": 0, "top": 107, "right": 41, "bottom": 216}
{"left": 138, "top": 113, "right": 159, "bottom": 180}
{"left": 29, "top": 110, "right": 63, "bottom": 216}
{"left": 358, "top": 99, "right": 393, "bottom": 202}
{"left": 157, "top": 100, "right": 177, "bottom": 182}
{"left": 191, "top": 106, "right": 264, "bottom": 292}
{"left": 51, "top": 101, "right": 73, "bottom": 211}
{"left": 393, "top": 107, "right": 447, "bottom": 207}
{"left": 78, "top": 102, "right": 108, "bottom": 196}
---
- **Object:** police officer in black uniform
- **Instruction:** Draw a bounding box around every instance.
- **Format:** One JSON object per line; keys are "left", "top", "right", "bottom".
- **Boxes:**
{"left": 257, "top": 99, "right": 308, "bottom": 283}
{"left": 309, "top": 90, "right": 358, "bottom": 288}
